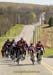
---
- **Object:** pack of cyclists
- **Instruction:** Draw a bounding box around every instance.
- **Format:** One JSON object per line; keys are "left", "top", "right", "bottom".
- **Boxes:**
{"left": 1, "top": 38, "right": 45, "bottom": 64}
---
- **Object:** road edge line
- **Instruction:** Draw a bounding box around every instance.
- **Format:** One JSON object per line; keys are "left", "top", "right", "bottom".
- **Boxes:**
{"left": 41, "top": 61, "right": 53, "bottom": 74}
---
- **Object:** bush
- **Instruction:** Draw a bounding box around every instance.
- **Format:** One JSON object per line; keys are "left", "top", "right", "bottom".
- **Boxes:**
{"left": 48, "top": 17, "right": 53, "bottom": 27}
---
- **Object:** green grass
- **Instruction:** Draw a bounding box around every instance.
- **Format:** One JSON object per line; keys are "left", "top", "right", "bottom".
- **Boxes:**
{"left": 43, "top": 48, "right": 53, "bottom": 57}
{"left": 5, "top": 24, "right": 24, "bottom": 37}
{"left": 0, "top": 24, "right": 24, "bottom": 50}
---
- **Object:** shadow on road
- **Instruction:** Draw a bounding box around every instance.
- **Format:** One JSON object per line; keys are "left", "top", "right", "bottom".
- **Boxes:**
{"left": 9, "top": 63, "right": 35, "bottom": 67}
{"left": 0, "top": 58, "right": 40, "bottom": 67}
{"left": 47, "top": 56, "right": 53, "bottom": 58}
{"left": 0, "top": 63, "right": 36, "bottom": 66}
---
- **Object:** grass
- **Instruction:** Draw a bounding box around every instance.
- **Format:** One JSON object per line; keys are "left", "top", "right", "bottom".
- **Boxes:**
{"left": 5, "top": 24, "right": 24, "bottom": 37}
{"left": 0, "top": 24, "right": 24, "bottom": 50}
{"left": 43, "top": 48, "right": 53, "bottom": 57}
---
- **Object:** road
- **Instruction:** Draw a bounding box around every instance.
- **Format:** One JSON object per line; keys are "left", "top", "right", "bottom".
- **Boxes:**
{"left": 15, "top": 25, "right": 34, "bottom": 44}
{"left": 0, "top": 57, "right": 53, "bottom": 75}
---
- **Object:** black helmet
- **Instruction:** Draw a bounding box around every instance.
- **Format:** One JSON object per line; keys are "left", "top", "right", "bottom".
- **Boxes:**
{"left": 21, "top": 37, "right": 23, "bottom": 40}
{"left": 30, "top": 43, "right": 33, "bottom": 46}
{"left": 38, "top": 41, "right": 41, "bottom": 43}
{"left": 7, "top": 39, "right": 10, "bottom": 41}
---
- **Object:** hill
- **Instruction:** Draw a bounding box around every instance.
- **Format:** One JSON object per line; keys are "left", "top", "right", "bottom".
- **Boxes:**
{"left": 0, "top": 2, "right": 53, "bottom": 36}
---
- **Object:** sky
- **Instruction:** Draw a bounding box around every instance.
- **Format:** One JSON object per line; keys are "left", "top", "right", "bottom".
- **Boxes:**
{"left": 0, "top": 0, "right": 53, "bottom": 5}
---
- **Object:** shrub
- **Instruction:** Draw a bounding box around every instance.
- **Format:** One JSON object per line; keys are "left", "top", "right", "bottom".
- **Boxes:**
{"left": 48, "top": 17, "right": 53, "bottom": 27}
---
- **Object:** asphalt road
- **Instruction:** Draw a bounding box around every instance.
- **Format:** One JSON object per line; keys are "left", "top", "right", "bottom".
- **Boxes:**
{"left": 15, "top": 25, "right": 34, "bottom": 44}
{"left": 0, "top": 56, "right": 53, "bottom": 75}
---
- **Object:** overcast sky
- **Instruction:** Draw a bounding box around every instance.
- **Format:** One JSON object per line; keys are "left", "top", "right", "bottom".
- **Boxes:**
{"left": 0, "top": 0, "right": 53, "bottom": 5}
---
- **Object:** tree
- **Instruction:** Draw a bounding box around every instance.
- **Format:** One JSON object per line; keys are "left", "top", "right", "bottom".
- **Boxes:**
{"left": 48, "top": 17, "right": 53, "bottom": 27}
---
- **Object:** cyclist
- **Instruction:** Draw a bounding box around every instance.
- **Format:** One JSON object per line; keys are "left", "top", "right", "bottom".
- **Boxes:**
{"left": 29, "top": 43, "right": 35, "bottom": 64}
{"left": 35, "top": 41, "right": 45, "bottom": 63}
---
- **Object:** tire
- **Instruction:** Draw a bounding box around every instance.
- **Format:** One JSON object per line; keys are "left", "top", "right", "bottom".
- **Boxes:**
{"left": 37, "top": 54, "right": 42, "bottom": 64}
{"left": 30, "top": 57, "right": 35, "bottom": 65}
{"left": 16, "top": 58, "right": 20, "bottom": 64}
{"left": 16, "top": 55, "right": 21, "bottom": 64}
{"left": 17, "top": 60, "right": 19, "bottom": 64}
{"left": 32, "top": 60, "right": 35, "bottom": 65}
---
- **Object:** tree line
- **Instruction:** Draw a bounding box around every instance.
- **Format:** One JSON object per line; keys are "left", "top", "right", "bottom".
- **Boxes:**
{"left": 0, "top": 5, "right": 53, "bottom": 36}
{"left": 0, "top": 6, "right": 38, "bottom": 36}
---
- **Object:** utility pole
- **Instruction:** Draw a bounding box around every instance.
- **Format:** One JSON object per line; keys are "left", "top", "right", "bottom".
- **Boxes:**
{"left": 33, "top": 25, "right": 37, "bottom": 44}
{"left": 33, "top": 29, "right": 35, "bottom": 44}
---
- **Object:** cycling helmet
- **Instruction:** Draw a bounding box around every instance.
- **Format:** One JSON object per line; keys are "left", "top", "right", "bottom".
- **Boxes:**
{"left": 30, "top": 43, "right": 33, "bottom": 46}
